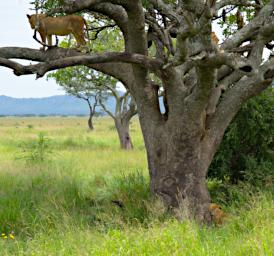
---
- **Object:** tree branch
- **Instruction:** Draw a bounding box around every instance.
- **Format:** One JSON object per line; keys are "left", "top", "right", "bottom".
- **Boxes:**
{"left": 99, "top": 98, "right": 115, "bottom": 119}
{"left": 104, "top": 84, "right": 119, "bottom": 100}
{"left": 0, "top": 58, "right": 36, "bottom": 76}
{"left": 216, "top": 0, "right": 259, "bottom": 11}
{"left": 0, "top": 47, "right": 163, "bottom": 79}
{"left": 208, "top": 59, "right": 273, "bottom": 141}
{"left": 123, "top": 96, "right": 138, "bottom": 121}
{"left": 147, "top": 0, "right": 180, "bottom": 23}
{"left": 48, "top": 0, "right": 129, "bottom": 15}
{"left": 222, "top": 1, "right": 274, "bottom": 50}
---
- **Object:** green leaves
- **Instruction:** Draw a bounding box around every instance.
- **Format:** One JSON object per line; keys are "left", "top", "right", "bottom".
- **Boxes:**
{"left": 209, "top": 88, "right": 274, "bottom": 184}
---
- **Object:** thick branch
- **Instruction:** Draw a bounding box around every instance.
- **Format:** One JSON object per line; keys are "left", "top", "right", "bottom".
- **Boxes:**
{"left": 0, "top": 58, "right": 36, "bottom": 76}
{"left": 99, "top": 98, "right": 115, "bottom": 119}
{"left": 0, "top": 48, "right": 163, "bottom": 79}
{"left": 222, "top": 1, "right": 274, "bottom": 50}
{"left": 202, "top": 63, "right": 273, "bottom": 166}
{"left": 208, "top": 60, "right": 273, "bottom": 144}
{"left": 48, "top": 0, "right": 129, "bottom": 14}
{"left": 147, "top": 0, "right": 180, "bottom": 23}
{"left": 123, "top": 97, "right": 137, "bottom": 121}
{"left": 216, "top": 0, "right": 259, "bottom": 11}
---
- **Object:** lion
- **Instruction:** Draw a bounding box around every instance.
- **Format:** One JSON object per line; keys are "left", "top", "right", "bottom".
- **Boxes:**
{"left": 211, "top": 32, "right": 224, "bottom": 53}
{"left": 211, "top": 32, "right": 219, "bottom": 45}
{"left": 27, "top": 14, "right": 88, "bottom": 51}
{"left": 209, "top": 203, "right": 227, "bottom": 225}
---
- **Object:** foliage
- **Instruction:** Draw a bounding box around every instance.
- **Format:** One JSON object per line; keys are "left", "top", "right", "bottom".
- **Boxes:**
{"left": 31, "top": 0, "right": 67, "bottom": 15}
{"left": 218, "top": 0, "right": 270, "bottom": 37}
{"left": 48, "top": 65, "right": 117, "bottom": 93}
{"left": 208, "top": 88, "right": 274, "bottom": 185}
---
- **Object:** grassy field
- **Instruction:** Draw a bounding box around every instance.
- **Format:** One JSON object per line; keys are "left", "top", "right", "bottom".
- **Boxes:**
{"left": 0, "top": 117, "right": 273, "bottom": 255}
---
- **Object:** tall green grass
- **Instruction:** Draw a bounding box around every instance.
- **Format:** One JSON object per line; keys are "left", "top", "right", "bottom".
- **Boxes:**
{"left": 0, "top": 117, "right": 272, "bottom": 255}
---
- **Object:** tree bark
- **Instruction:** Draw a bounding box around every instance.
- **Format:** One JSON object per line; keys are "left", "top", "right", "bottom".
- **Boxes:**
{"left": 100, "top": 87, "right": 137, "bottom": 150}
{"left": 88, "top": 113, "right": 94, "bottom": 130}
{"left": 114, "top": 117, "right": 133, "bottom": 150}
{"left": 138, "top": 111, "right": 213, "bottom": 222}
{"left": 86, "top": 98, "right": 96, "bottom": 131}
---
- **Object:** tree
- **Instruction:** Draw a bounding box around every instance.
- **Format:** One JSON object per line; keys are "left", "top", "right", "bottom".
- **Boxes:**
{"left": 49, "top": 68, "right": 101, "bottom": 130}
{"left": 49, "top": 65, "right": 137, "bottom": 149}
{"left": 99, "top": 85, "right": 137, "bottom": 150}
{"left": 0, "top": 0, "right": 273, "bottom": 222}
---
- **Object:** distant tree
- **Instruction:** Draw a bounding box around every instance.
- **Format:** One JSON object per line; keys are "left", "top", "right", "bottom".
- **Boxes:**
{"left": 99, "top": 85, "right": 137, "bottom": 150}
{"left": 49, "top": 66, "right": 137, "bottom": 149}
{"left": 48, "top": 67, "right": 105, "bottom": 130}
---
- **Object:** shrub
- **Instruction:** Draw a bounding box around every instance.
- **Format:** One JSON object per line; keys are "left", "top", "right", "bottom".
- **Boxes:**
{"left": 208, "top": 88, "right": 274, "bottom": 185}
{"left": 17, "top": 133, "right": 53, "bottom": 164}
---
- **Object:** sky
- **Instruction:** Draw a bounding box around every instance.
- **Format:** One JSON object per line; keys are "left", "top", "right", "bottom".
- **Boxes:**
{"left": 0, "top": 1, "right": 65, "bottom": 98}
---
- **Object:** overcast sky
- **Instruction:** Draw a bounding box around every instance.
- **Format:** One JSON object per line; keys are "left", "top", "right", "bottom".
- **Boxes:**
{"left": 0, "top": 1, "right": 65, "bottom": 98}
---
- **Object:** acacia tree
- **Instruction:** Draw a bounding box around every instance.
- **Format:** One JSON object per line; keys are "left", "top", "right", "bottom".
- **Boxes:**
{"left": 0, "top": 0, "right": 273, "bottom": 222}
{"left": 49, "top": 66, "right": 137, "bottom": 149}
{"left": 99, "top": 86, "right": 137, "bottom": 150}
{"left": 49, "top": 70, "right": 101, "bottom": 130}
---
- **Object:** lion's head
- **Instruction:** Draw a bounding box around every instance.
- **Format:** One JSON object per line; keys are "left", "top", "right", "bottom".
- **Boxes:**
{"left": 27, "top": 14, "right": 45, "bottom": 29}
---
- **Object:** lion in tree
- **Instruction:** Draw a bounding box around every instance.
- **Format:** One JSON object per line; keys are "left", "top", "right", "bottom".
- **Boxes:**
{"left": 27, "top": 14, "right": 88, "bottom": 50}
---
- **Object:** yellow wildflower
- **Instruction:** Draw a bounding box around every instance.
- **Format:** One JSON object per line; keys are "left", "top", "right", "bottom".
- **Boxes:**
{"left": 9, "top": 234, "right": 15, "bottom": 239}
{"left": 4, "top": 236, "right": 8, "bottom": 239}
{"left": 1, "top": 233, "right": 5, "bottom": 236}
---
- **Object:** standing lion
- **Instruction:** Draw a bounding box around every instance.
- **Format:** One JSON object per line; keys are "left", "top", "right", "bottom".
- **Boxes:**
{"left": 27, "top": 14, "right": 88, "bottom": 51}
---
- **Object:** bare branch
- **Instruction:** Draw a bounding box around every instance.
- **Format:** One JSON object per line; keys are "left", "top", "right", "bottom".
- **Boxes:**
{"left": 0, "top": 48, "right": 163, "bottom": 79}
{"left": 33, "top": 30, "right": 58, "bottom": 48}
{"left": 99, "top": 98, "right": 115, "bottom": 119}
{"left": 216, "top": 0, "right": 259, "bottom": 11}
{"left": 222, "top": 1, "right": 274, "bottom": 50}
{"left": 147, "top": 0, "right": 180, "bottom": 23}
{"left": 208, "top": 59, "right": 273, "bottom": 136}
{"left": 0, "top": 58, "right": 35, "bottom": 76}
{"left": 88, "top": 23, "right": 117, "bottom": 40}
{"left": 103, "top": 84, "right": 119, "bottom": 99}
{"left": 48, "top": 0, "right": 129, "bottom": 15}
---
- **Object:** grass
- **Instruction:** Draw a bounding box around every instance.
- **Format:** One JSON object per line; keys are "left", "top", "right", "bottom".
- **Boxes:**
{"left": 0, "top": 116, "right": 273, "bottom": 255}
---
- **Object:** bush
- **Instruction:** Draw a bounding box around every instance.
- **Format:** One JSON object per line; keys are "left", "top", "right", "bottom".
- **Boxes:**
{"left": 17, "top": 133, "right": 53, "bottom": 165}
{"left": 208, "top": 88, "right": 274, "bottom": 185}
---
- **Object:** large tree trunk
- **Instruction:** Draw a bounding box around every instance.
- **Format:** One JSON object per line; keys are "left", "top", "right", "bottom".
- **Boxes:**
{"left": 114, "top": 117, "right": 133, "bottom": 150}
{"left": 139, "top": 116, "right": 213, "bottom": 222}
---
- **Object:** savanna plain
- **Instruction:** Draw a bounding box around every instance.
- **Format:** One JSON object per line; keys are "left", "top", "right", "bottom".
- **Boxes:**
{"left": 0, "top": 117, "right": 272, "bottom": 255}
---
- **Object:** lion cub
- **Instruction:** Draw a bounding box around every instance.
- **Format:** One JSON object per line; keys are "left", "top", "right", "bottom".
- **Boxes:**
{"left": 27, "top": 14, "right": 88, "bottom": 51}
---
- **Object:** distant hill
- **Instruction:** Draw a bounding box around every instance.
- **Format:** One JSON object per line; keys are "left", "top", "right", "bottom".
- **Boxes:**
{"left": 0, "top": 95, "right": 116, "bottom": 116}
